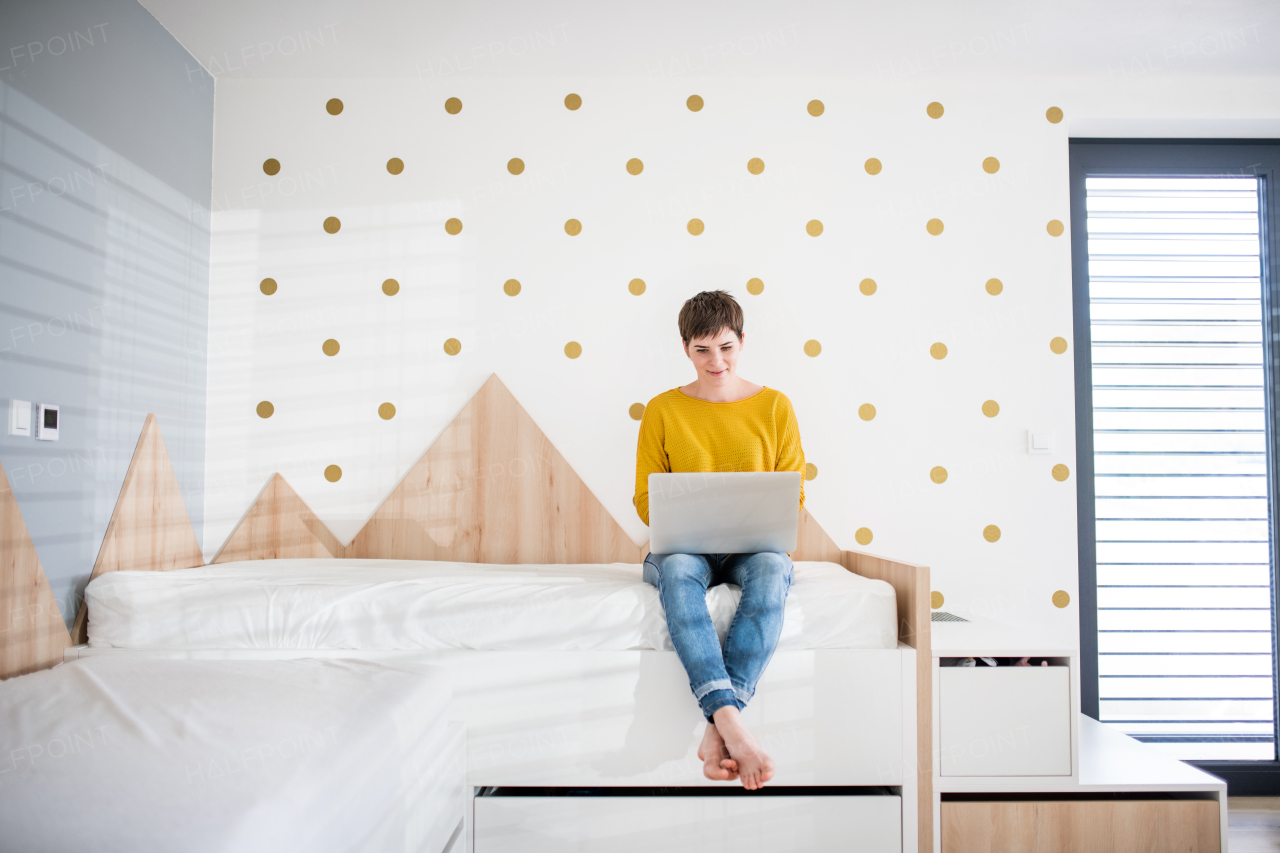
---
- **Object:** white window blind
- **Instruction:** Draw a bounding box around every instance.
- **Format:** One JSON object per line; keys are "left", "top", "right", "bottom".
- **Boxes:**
{"left": 1087, "top": 175, "right": 1274, "bottom": 761}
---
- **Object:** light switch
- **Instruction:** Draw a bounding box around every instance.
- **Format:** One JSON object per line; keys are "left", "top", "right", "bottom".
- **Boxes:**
{"left": 1028, "top": 430, "right": 1053, "bottom": 455}
{"left": 8, "top": 399, "right": 31, "bottom": 437}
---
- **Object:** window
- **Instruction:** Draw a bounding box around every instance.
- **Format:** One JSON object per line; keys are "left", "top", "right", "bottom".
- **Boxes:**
{"left": 1071, "top": 142, "right": 1280, "bottom": 789}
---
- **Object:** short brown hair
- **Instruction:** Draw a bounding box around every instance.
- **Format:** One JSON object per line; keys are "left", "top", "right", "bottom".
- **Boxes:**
{"left": 678, "top": 290, "right": 743, "bottom": 344}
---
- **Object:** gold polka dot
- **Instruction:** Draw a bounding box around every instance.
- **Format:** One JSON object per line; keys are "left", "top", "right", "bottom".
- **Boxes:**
{"left": 931, "top": 591, "right": 944, "bottom": 609}
{"left": 859, "top": 278, "right": 877, "bottom": 296}
{"left": 378, "top": 402, "right": 396, "bottom": 420}
{"left": 323, "top": 216, "right": 341, "bottom": 234}
{"left": 1046, "top": 106, "right": 1064, "bottom": 124}
{"left": 1052, "top": 590, "right": 1070, "bottom": 608}
{"left": 864, "top": 158, "right": 882, "bottom": 175}
{"left": 1052, "top": 463, "right": 1070, "bottom": 482}
{"left": 985, "top": 278, "right": 1003, "bottom": 296}
{"left": 807, "top": 99, "right": 824, "bottom": 117}
{"left": 858, "top": 403, "right": 876, "bottom": 421}
{"left": 564, "top": 93, "right": 582, "bottom": 110}
{"left": 382, "top": 279, "right": 399, "bottom": 296}
{"left": 926, "top": 101, "right": 944, "bottom": 119}
{"left": 747, "top": 158, "right": 764, "bottom": 175}
{"left": 687, "top": 219, "right": 704, "bottom": 236}
{"left": 1047, "top": 219, "right": 1065, "bottom": 237}
{"left": 443, "top": 338, "right": 462, "bottom": 356}
{"left": 325, "top": 98, "right": 343, "bottom": 115}
{"left": 263, "top": 158, "right": 280, "bottom": 176}
{"left": 926, "top": 218, "right": 944, "bottom": 236}
{"left": 256, "top": 401, "right": 274, "bottom": 419}
{"left": 1050, "top": 336, "right": 1068, "bottom": 354}
{"left": 930, "top": 466, "right": 948, "bottom": 484}
{"left": 804, "top": 340, "right": 822, "bottom": 357}
{"left": 444, "top": 97, "right": 462, "bottom": 114}
{"left": 322, "top": 339, "right": 340, "bottom": 356}
{"left": 804, "top": 462, "right": 818, "bottom": 481}
{"left": 855, "top": 527, "right": 873, "bottom": 546}
{"left": 504, "top": 279, "right": 521, "bottom": 296}
{"left": 508, "top": 158, "right": 525, "bottom": 175}
{"left": 930, "top": 342, "right": 948, "bottom": 360}
{"left": 629, "top": 278, "right": 646, "bottom": 295}
{"left": 983, "top": 524, "right": 1001, "bottom": 543}
{"left": 687, "top": 94, "right": 704, "bottom": 112}
{"left": 565, "top": 218, "right": 582, "bottom": 236}
{"left": 629, "top": 403, "right": 645, "bottom": 421}
{"left": 259, "top": 278, "right": 277, "bottom": 296}
{"left": 564, "top": 341, "right": 582, "bottom": 359}
{"left": 387, "top": 158, "right": 404, "bottom": 175}
{"left": 324, "top": 464, "right": 342, "bottom": 482}
{"left": 746, "top": 278, "right": 764, "bottom": 296}
{"left": 806, "top": 220, "right": 823, "bottom": 237}
{"left": 982, "top": 157, "right": 1000, "bottom": 174}
{"left": 982, "top": 400, "right": 1000, "bottom": 418}
{"left": 626, "top": 158, "right": 644, "bottom": 175}
{"left": 445, "top": 218, "right": 463, "bottom": 235}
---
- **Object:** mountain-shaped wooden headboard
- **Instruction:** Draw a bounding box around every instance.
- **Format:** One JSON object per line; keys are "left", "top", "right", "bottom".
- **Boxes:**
{"left": 347, "top": 374, "right": 644, "bottom": 564}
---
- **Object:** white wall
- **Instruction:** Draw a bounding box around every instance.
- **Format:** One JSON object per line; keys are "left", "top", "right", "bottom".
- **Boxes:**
{"left": 205, "top": 72, "right": 1280, "bottom": 646}
{"left": 0, "top": 0, "right": 212, "bottom": 629}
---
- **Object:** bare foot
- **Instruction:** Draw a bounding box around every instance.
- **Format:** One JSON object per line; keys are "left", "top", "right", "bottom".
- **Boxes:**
{"left": 697, "top": 722, "right": 739, "bottom": 781}
{"left": 711, "top": 706, "right": 775, "bottom": 790}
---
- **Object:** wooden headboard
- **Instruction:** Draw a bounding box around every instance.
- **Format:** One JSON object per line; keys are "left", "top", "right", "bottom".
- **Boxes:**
{"left": 346, "top": 374, "right": 642, "bottom": 564}
{"left": 0, "top": 459, "right": 72, "bottom": 679}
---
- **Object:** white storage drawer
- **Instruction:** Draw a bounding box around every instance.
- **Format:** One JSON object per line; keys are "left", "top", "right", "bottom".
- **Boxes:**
{"left": 940, "top": 666, "right": 1071, "bottom": 776}
{"left": 475, "top": 793, "right": 901, "bottom": 852}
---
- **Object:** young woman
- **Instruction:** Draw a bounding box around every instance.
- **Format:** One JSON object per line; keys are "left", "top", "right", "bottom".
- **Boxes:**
{"left": 634, "top": 289, "right": 806, "bottom": 790}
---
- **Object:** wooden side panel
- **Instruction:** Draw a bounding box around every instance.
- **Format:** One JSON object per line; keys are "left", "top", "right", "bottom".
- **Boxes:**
{"left": 71, "top": 414, "right": 204, "bottom": 643}
{"left": 941, "top": 799, "right": 1220, "bottom": 853}
{"left": 348, "top": 375, "right": 643, "bottom": 564}
{"left": 0, "top": 460, "right": 71, "bottom": 679}
{"left": 213, "top": 473, "right": 344, "bottom": 563}
{"left": 844, "top": 547, "right": 931, "bottom": 853}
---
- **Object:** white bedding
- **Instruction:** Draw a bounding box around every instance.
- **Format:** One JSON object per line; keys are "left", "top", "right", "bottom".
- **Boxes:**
{"left": 0, "top": 656, "right": 461, "bottom": 853}
{"left": 85, "top": 558, "right": 897, "bottom": 651}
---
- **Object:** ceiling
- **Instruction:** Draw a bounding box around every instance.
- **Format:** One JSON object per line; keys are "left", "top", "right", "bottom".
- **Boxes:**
{"left": 138, "top": 0, "right": 1280, "bottom": 81}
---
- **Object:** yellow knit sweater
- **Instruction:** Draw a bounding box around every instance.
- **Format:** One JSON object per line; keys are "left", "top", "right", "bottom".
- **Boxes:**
{"left": 634, "top": 387, "right": 806, "bottom": 526}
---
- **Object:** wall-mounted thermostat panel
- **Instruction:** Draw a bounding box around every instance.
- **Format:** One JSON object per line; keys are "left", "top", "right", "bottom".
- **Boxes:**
{"left": 36, "top": 404, "right": 59, "bottom": 441}
{"left": 8, "top": 399, "right": 31, "bottom": 437}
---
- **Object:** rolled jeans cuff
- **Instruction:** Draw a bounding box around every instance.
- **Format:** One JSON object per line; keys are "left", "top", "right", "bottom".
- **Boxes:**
{"left": 699, "top": 688, "right": 741, "bottom": 721}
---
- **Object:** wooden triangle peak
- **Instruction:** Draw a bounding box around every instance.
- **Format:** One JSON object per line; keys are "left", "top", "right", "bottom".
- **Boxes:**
{"left": 213, "top": 473, "right": 344, "bottom": 563}
{"left": 71, "top": 413, "right": 204, "bottom": 643}
{"left": 348, "top": 374, "right": 643, "bottom": 564}
{"left": 0, "top": 459, "right": 72, "bottom": 678}
{"left": 790, "top": 508, "right": 842, "bottom": 563}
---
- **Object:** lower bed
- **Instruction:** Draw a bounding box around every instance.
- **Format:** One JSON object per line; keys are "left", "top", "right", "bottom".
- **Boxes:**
{"left": 0, "top": 656, "right": 464, "bottom": 853}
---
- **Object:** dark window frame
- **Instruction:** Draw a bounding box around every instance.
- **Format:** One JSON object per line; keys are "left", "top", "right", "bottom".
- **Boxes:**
{"left": 1070, "top": 139, "right": 1280, "bottom": 794}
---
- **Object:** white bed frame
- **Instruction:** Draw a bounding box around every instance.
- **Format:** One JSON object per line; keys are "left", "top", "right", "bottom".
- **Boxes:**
{"left": 67, "top": 644, "right": 918, "bottom": 853}
{"left": 27, "top": 385, "right": 930, "bottom": 852}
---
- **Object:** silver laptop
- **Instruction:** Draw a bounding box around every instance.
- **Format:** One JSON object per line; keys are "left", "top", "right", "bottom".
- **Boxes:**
{"left": 647, "top": 471, "right": 802, "bottom": 555}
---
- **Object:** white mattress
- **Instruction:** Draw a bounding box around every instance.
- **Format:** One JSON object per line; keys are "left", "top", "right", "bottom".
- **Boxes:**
{"left": 85, "top": 559, "right": 897, "bottom": 651}
{"left": 0, "top": 656, "right": 461, "bottom": 853}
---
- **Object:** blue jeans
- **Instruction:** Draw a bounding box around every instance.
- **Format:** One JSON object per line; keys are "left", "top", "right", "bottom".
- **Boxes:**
{"left": 643, "top": 552, "right": 794, "bottom": 721}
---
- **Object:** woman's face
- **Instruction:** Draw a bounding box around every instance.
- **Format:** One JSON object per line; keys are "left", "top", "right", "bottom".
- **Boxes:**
{"left": 684, "top": 327, "right": 744, "bottom": 387}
